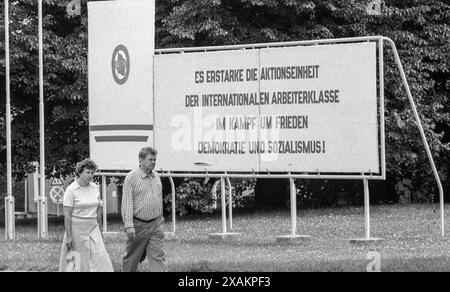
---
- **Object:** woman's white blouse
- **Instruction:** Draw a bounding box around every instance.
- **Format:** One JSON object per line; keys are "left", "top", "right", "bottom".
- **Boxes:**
{"left": 63, "top": 180, "right": 100, "bottom": 219}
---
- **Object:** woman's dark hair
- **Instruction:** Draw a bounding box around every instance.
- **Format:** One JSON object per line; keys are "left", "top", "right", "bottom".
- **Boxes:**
{"left": 75, "top": 159, "right": 98, "bottom": 177}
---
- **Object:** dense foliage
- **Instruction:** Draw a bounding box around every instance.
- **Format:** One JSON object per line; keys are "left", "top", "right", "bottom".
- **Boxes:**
{"left": 1, "top": 0, "right": 449, "bottom": 213}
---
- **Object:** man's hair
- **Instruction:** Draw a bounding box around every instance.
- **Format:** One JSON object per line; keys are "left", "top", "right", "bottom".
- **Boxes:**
{"left": 75, "top": 159, "right": 98, "bottom": 176}
{"left": 139, "top": 147, "right": 158, "bottom": 160}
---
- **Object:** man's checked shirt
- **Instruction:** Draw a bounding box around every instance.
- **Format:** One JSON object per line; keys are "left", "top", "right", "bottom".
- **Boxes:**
{"left": 122, "top": 167, "right": 163, "bottom": 229}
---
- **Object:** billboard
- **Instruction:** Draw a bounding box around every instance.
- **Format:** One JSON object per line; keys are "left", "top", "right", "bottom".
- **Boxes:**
{"left": 154, "top": 42, "right": 380, "bottom": 173}
{"left": 88, "top": 0, "right": 155, "bottom": 170}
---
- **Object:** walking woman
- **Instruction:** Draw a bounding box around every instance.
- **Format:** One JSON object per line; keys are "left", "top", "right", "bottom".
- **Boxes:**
{"left": 59, "top": 159, "right": 114, "bottom": 272}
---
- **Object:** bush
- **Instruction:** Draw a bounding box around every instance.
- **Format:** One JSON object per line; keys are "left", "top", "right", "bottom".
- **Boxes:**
{"left": 225, "top": 178, "right": 257, "bottom": 210}
{"left": 164, "top": 178, "right": 214, "bottom": 216}
{"left": 295, "top": 179, "right": 362, "bottom": 208}
{"left": 164, "top": 177, "right": 256, "bottom": 216}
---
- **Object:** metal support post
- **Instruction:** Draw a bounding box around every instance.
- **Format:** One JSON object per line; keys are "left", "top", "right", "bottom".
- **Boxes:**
{"left": 226, "top": 177, "right": 233, "bottom": 230}
{"left": 209, "top": 177, "right": 241, "bottom": 240}
{"left": 277, "top": 176, "right": 311, "bottom": 243}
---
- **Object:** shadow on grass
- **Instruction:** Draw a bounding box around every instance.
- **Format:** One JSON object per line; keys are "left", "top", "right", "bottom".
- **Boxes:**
{"left": 170, "top": 256, "right": 450, "bottom": 272}
{"left": 169, "top": 259, "right": 366, "bottom": 272}
{"left": 170, "top": 237, "right": 312, "bottom": 248}
{"left": 1, "top": 216, "right": 65, "bottom": 227}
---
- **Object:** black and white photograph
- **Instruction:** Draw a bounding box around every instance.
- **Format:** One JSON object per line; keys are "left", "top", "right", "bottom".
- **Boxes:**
{"left": 0, "top": 0, "right": 449, "bottom": 276}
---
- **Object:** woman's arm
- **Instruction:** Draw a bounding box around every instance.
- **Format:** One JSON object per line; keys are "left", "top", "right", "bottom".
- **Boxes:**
{"left": 97, "top": 203, "right": 103, "bottom": 228}
{"left": 63, "top": 206, "right": 74, "bottom": 250}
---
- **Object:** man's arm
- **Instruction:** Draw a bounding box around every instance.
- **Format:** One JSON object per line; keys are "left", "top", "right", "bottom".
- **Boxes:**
{"left": 122, "top": 175, "right": 135, "bottom": 238}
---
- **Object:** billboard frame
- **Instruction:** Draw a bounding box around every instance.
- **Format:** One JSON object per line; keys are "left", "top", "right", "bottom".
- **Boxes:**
{"left": 97, "top": 36, "right": 444, "bottom": 240}
{"left": 152, "top": 35, "right": 386, "bottom": 179}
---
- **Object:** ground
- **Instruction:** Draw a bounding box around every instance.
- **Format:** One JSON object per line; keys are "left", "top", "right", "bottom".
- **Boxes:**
{"left": 1, "top": 204, "right": 449, "bottom": 272}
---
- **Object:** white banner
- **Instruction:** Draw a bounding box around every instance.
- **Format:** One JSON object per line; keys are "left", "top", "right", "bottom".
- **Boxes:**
{"left": 154, "top": 43, "right": 380, "bottom": 173}
{"left": 88, "top": 0, "right": 155, "bottom": 170}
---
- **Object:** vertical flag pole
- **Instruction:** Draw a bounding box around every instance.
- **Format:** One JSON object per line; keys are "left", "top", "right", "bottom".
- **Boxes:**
{"left": 4, "top": 0, "right": 15, "bottom": 240}
{"left": 102, "top": 175, "right": 107, "bottom": 232}
{"left": 38, "top": 0, "right": 48, "bottom": 239}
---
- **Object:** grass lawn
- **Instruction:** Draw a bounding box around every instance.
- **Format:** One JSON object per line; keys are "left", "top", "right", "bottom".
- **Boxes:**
{"left": 1, "top": 203, "right": 450, "bottom": 272}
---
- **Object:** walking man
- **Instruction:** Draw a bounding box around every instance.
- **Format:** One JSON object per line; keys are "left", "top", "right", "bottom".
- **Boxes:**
{"left": 122, "top": 147, "right": 167, "bottom": 272}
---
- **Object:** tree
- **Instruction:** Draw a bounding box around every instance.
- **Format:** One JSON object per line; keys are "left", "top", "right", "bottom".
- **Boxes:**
{"left": 1, "top": 0, "right": 89, "bottom": 180}
{"left": 1, "top": 0, "right": 449, "bottom": 209}
{"left": 157, "top": 0, "right": 450, "bottom": 205}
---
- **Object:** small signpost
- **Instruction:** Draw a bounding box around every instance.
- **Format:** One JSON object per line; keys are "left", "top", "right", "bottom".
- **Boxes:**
{"left": 49, "top": 178, "right": 65, "bottom": 217}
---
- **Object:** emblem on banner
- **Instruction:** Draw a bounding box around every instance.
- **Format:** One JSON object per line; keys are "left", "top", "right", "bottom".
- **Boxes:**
{"left": 112, "top": 45, "right": 130, "bottom": 85}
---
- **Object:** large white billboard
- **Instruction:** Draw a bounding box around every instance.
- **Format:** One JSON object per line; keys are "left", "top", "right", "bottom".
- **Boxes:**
{"left": 154, "top": 42, "right": 380, "bottom": 173}
{"left": 88, "top": 0, "right": 155, "bottom": 170}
